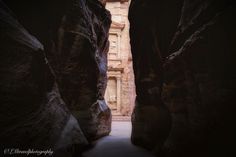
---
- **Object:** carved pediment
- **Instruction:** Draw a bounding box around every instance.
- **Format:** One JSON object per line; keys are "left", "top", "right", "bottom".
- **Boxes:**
{"left": 111, "top": 21, "right": 125, "bottom": 30}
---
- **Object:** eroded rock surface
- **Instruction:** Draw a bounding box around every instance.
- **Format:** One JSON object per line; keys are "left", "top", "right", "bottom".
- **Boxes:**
{"left": 0, "top": 1, "right": 88, "bottom": 155}
{"left": 50, "top": 0, "right": 112, "bottom": 141}
{"left": 0, "top": 0, "right": 112, "bottom": 155}
{"left": 129, "top": 0, "right": 236, "bottom": 156}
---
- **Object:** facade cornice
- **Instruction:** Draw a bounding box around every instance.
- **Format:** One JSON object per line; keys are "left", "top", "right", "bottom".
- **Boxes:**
{"left": 111, "top": 21, "right": 125, "bottom": 30}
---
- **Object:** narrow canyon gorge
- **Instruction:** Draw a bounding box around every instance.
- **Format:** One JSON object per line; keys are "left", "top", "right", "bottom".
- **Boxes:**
{"left": 0, "top": 0, "right": 235, "bottom": 157}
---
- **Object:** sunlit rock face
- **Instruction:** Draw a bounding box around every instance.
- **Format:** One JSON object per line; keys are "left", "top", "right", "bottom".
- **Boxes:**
{"left": 0, "top": 1, "right": 88, "bottom": 156}
{"left": 129, "top": 0, "right": 236, "bottom": 156}
{"left": 105, "top": 1, "right": 136, "bottom": 116}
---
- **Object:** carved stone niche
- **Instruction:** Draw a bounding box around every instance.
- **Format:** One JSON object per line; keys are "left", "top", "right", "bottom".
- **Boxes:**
{"left": 106, "top": 21, "right": 125, "bottom": 115}
{"left": 108, "top": 33, "right": 119, "bottom": 60}
{"left": 105, "top": 72, "right": 122, "bottom": 115}
{"left": 107, "top": 22, "right": 125, "bottom": 67}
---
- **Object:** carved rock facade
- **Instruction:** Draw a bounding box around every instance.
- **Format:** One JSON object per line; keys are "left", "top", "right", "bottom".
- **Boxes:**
{"left": 105, "top": 0, "right": 135, "bottom": 116}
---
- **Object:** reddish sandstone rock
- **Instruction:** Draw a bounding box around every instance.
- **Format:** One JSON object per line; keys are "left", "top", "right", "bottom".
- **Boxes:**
{"left": 0, "top": 0, "right": 112, "bottom": 155}
{"left": 50, "top": 0, "right": 112, "bottom": 141}
{"left": 0, "top": 2, "right": 88, "bottom": 156}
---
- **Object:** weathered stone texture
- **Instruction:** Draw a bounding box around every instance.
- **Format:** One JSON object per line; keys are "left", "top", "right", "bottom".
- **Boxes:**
{"left": 0, "top": 0, "right": 112, "bottom": 155}
{"left": 129, "top": 0, "right": 173, "bottom": 152}
{"left": 50, "top": 0, "right": 112, "bottom": 141}
{"left": 0, "top": 1, "right": 88, "bottom": 155}
{"left": 129, "top": 0, "right": 236, "bottom": 156}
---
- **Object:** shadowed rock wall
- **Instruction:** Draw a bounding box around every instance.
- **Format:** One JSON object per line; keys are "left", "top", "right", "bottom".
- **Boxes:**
{"left": 0, "top": 1, "right": 88, "bottom": 155}
{"left": 51, "top": 0, "right": 112, "bottom": 141}
{"left": 129, "top": 0, "right": 236, "bottom": 156}
{"left": 0, "top": 0, "right": 111, "bottom": 155}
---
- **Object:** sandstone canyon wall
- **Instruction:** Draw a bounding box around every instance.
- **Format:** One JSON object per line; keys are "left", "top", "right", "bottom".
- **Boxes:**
{"left": 129, "top": 0, "right": 236, "bottom": 156}
{"left": 0, "top": 0, "right": 111, "bottom": 156}
{"left": 50, "top": 0, "right": 112, "bottom": 142}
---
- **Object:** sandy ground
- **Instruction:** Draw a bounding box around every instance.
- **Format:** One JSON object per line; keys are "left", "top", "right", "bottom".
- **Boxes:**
{"left": 82, "top": 121, "right": 155, "bottom": 157}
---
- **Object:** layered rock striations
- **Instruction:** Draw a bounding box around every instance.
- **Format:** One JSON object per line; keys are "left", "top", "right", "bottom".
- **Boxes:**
{"left": 129, "top": 0, "right": 236, "bottom": 156}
